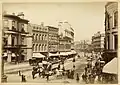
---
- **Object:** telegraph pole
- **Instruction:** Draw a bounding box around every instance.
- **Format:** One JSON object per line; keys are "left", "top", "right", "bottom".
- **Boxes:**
{"left": 47, "top": 28, "right": 49, "bottom": 60}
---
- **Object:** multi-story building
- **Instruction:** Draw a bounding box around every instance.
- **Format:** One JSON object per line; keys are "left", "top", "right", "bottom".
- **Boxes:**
{"left": 74, "top": 40, "right": 92, "bottom": 53}
{"left": 47, "top": 26, "right": 59, "bottom": 53}
{"left": 58, "top": 21, "right": 74, "bottom": 52}
{"left": 92, "top": 31, "right": 105, "bottom": 53}
{"left": 31, "top": 23, "right": 48, "bottom": 57}
{"left": 2, "top": 12, "right": 32, "bottom": 63}
{"left": 103, "top": 2, "right": 118, "bottom": 62}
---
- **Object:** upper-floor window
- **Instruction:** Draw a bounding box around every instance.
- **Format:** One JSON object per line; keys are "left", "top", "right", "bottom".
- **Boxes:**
{"left": 36, "top": 44, "right": 38, "bottom": 51}
{"left": 4, "top": 20, "right": 9, "bottom": 27}
{"left": 21, "top": 24, "right": 25, "bottom": 32}
{"left": 36, "top": 34, "right": 38, "bottom": 41}
{"left": 12, "top": 21, "right": 15, "bottom": 27}
{"left": 114, "top": 11, "right": 118, "bottom": 27}
{"left": 33, "top": 33, "right": 35, "bottom": 41}
{"left": 114, "top": 35, "right": 118, "bottom": 50}
{"left": 12, "top": 37, "right": 15, "bottom": 46}
{"left": 12, "top": 21, "right": 16, "bottom": 30}
{"left": 33, "top": 44, "right": 35, "bottom": 51}
{"left": 39, "top": 44, "right": 41, "bottom": 51}
{"left": 21, "top": 37, "right": 24, "bottom": 45}
{"left": 42, "top": 34, "right": 43, "bottom": 40}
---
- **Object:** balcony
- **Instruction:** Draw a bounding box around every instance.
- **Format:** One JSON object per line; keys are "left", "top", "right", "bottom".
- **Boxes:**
{"left": 4, "top": 44, "right": 18, "bottom": 49}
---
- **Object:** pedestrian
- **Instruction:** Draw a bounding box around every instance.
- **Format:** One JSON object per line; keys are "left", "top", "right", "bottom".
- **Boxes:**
{"left": 21, "top": 74, "right": 26, "bottom": 82}
{"left": 32, "top": 70, "right": 35, "bottom": 79}
{"left": 67, "top": 70, "right": 70, "bottom": 78}
{"left": 18, "top": 70, "right": 21, "bottom": 76}
{"left": 42, "top": 68, "right": 45, "bottom": 78}
{"left": 46, "top": 71, "right": 49, "bottom": 81}
{"left": 73, "top": 58, "right": 75, "bottom": 63}
{"left": 91, "top": 74, "right": 95, "bottom": 83}
{"left": 82, "top": 73, "right": 87, "bottom": 83}
{"left": 76, "top": 73, "right": 79, "bottom": 82}
{"left": 73, "top": 64, "right": 75, "bottom": 69}
{"left": 71, "top": 70, "right": 74, "bottom": 79}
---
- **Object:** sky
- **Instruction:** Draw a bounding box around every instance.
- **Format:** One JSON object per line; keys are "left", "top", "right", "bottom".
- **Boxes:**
{"left": 3, "top": 2, "right": 106, "bottom": 41}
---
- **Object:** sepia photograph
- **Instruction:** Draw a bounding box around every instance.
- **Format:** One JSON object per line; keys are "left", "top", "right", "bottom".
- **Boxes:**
{"left": 1, "top": 1, "right": 118, "bottom": 84}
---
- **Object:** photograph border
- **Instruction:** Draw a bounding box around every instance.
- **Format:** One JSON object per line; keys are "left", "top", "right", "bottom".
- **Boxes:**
{"left": 0, "top": 0, "right": 119, "bottom": 85}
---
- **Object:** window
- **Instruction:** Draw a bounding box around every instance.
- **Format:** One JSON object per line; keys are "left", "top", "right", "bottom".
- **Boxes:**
{"left": 41, "top": 44, "right": 43, "bottom": 51}
{"left": 12, "top": 37, "right": 15, "bottom": 46}
{"left": 33, "top": 34, "right": 35, "bottom": 41}
{"left": 106, "top": 13, "right": 110, "bottom": 29}
{"left": 114, "top": 35, "right": 118, "bottom": 50}
{"left": 21, "top": 24, "right": 25, "bottom": 32}
{"left": 33, "top": 44, "right": 34, "bottom": 51}
{"left": 12, "top": 21, "right": 16, "bottom": 30}
{"left": 33, "top": 26, "right": 35, "bottom": 29}
{"left": 4, "top": 20, "right": 9, "bottom": 27}
{"left": 12, "top": 21, "right": 15, "bottom": 27}
{"left": 39, "top": 34, "right": 41, "bottom": 40}
{"left": 45, "top": 35, "right": 46, "bottom": 40}
{"left": 114, "top": 11, "right": 118, "bottom": 27}
{"left": 39, "top": 44, "right": 41, "bottom": 51}
{"left": 36, "top": 44, "right": 38, "bottom": 51}
{"left": 42, "top": 35, "right": 43, "bottom": 40}
{"left": 44, "top": 44, "right": 46, "bottom": 51}
{"left": 21, "top": 37, "right": 24, "bottom": 45}
{"left": 36, "top": 34, "right": 38, "bottom": 41}
{"left": 107, "top": 36, "right": 110, "bottom": 50}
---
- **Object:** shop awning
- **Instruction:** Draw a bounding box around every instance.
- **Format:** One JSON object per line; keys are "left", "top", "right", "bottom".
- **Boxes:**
{"left": 32, "top": 53, "right": 45, "bottom": 58}
{"left": 103, "top": 57, "right": 117, "bottom": 74}
{"left": 49, "top": 53, "right": 59, "bottom": 57}
{"left": 60, "top": 52, "right": 68, "bottom": 56}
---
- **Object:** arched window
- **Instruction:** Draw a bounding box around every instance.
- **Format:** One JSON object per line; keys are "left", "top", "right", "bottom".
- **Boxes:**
{"left": 39, "top": 34, "right": 41, "bottom": 41}
{"left": 45, "top": 34, "right": 46, "bottom": 40}
{"left": 41, "top": 44, "right": 43, "bottom": 51}
{"left": 33, "top": 44, "right": 35, "bottom": 51}
{"left": 36, "top": 44, "right": 38, "bottom": 51}
{"left": 36, "top": 34, "right": 38, "bottom": 41}
{"left": 44, "top": 44, "right": 46, "bottom": 51}
{"left": 39, "top": 44, "right": 41, "bottom": 51}
{"left": 114, "top": 11, "right": 118, "bottom": 27}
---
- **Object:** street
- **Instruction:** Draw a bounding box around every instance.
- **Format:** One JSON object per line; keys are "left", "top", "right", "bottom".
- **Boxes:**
{"left": 6, "top": 56, "right": 87, "bottom": 83}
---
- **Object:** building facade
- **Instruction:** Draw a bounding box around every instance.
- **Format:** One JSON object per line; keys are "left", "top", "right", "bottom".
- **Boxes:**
{"left": 58, "top": 22, "right": 74, "bottom": 52}
{"left": 2, "top": 12, "right": 32, "bottom": 63}
{"left": 103, "top": 2, "right": 118, "bottom": 62}
{"left": 74, "top": 40, "right": 92, "bottom": 53}
{"left": 92, "top": 31, "right": 105, "bottom": 53}
{"left": 31, "top": 23, "right": 48, "bottom": 55}
{"left": 47, "top": 26, "right": 59, "bottom": 53}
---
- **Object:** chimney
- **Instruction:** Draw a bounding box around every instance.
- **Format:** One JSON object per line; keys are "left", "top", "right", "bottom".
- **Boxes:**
{"left": 12, "top": 13, "right": 15, "bottom": 15}
{"left": 17, "top": 12, "right": 24, "bottom": 19}
{"left": 41, "top": 22, "right": 44, "bottom": 26}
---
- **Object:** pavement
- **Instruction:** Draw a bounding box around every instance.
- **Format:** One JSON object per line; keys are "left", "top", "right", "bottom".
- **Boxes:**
{"left": 4, "top": 62, "right": 33, "bottom": 74}
{"left": 5, "top": 56, "right": 88, "bottom": 83}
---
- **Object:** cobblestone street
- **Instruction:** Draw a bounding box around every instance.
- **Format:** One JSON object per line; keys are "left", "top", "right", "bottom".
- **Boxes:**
{"left": 6, "top": 57, "right": 87, "bottom": 83}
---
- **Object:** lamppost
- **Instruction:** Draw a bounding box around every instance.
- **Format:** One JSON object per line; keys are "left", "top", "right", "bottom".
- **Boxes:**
{"left": 1, "top": 36, "right": 7, "bottom": 82}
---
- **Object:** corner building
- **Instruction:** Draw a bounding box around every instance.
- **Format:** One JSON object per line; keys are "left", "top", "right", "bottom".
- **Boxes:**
{"left": 103, "top": 2, "right": 118, "bottom": 62}
{"left": 2, "top": 12, "right": 32, "bottom": 63}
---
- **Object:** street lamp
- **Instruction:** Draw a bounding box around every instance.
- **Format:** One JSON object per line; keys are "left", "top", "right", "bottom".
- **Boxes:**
{"left": 1, "top": 36, "right": 8, "bottom": 82}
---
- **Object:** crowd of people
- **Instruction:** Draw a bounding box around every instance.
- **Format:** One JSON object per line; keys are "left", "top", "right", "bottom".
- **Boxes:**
{"left": 82, "top": 55, "right": 105, "bottom": 84}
